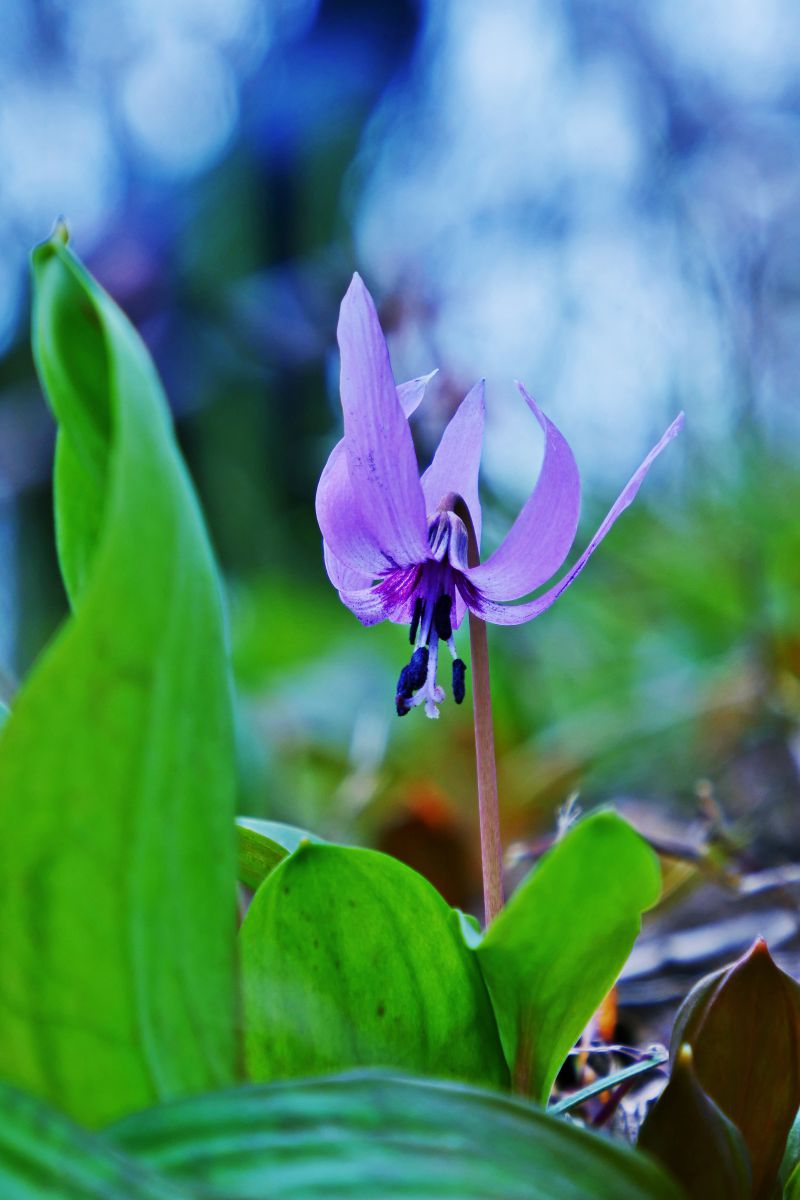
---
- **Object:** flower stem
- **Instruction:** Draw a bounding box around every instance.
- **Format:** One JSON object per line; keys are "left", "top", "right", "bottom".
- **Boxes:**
{"left": 467, "top": 606, "right": 504, "bottom": 924}
{"left": 447, "top": 494, "right": 504, "bottom": 925}
{"left": 441, "top": 492, "right": 504, "bottom": 924}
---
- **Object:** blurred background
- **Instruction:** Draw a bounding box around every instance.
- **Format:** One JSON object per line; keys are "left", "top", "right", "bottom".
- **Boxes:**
{"left": 1, "top": 0, "right": 799, "bottom": 1002}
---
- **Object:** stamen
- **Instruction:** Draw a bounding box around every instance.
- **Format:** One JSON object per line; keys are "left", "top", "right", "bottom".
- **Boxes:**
{"left": 434, "top": 593, "right": 453, "bottom": 641}
{"left": 395, "top": 663, "right": 412, "bottom": 700}
{"left": 406, "top": 645, "right": 429, "bottom": 690}
{"left": 409, "top": 597, "right": 424, "bottom": 645}
{"left": 395, "top": 646, "right": 431, "bottom": 717}
{"left": 452, "top": 658, "right": 466, "bottom": 704}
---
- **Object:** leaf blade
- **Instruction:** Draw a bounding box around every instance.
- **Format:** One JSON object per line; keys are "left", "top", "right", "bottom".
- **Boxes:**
{"left": 108, "top": 1071, "right": 685, "bottom": 1200}
{"left": 240, "top": 843, "right": 509, "bottom": 1088}
{"left": 477, "top": 810, "right": 662, "bottom": 1102}
{"left": 0, "top": 236, "right": 237, "bottom": 1125}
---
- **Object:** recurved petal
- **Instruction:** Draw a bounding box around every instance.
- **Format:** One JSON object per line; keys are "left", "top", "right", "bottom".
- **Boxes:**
{"left": 464, "top": 385, "right": 580, "bottom": 602}
{"left": 315, "top": 439, "right": 392, "bottom": 577}
{"left": 421, "top": 380, "right": 485, "bottom": 552}
{"left": 464, "top": 412, "right": 685, "bottom": 625}
{"left": 338, "top": 274, "right": 429, "bottom": 566}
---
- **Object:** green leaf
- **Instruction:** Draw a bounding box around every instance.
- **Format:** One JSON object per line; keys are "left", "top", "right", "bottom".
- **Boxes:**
{"left": 236, "top": 817, "right": 323, "bottom": 889}
{"left": 779, "top": 1109, "right": 800, "bottom": 1194}
{"left": 0, "top": 699, "right": 8, "bottom": 728}
{"left": 0, "top": 234, "right": 237, "bottom": 1126}
{"left": 0, "top": 1071, "right": 685, "bottom": 1200}
{"left": 787, "top": 1155, "right": 800, "bottom": 1200}
{"left": 240, "top": 842, "right": 509, "bottom": 1087}
{"left": 108, "top": 1071, "right": 685, "bottom": 1200}
{"left": 670, "top": 938, "right": 800, "bottom": 1200}
{"left": 476, "top": 810, "right": 662, "bottom": 1102}
{"left": 0, "top": 1081, "right": 185, "bottom": 1199}
{"left": 638, "top": 1045, "right": 751, "bottom": 1200}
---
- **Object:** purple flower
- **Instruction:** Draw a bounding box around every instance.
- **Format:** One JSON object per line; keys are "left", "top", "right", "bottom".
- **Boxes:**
{"left": 316, "top": 274, "right": 684, "bottom": 719}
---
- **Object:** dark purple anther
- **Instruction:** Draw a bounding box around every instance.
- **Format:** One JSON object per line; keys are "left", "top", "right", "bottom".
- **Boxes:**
{"left": 434, "top": 593, "right": 453, "bottom": 641}
{"left": 452, "top": 658, "right": 466, "bottom": 704}
{"left": 407, "top": 645, "right": 429, "bottom": 690}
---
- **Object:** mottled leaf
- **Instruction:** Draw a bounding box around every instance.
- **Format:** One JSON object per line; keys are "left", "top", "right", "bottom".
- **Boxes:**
{"left": 240, "top": 843, "right": 509, "bottom": 1087}
{"left": 476, "top": 810, "right": 661, "bottom": 1102}
{"left": 109, "top": 1071, "right": 686, "bottom": 1200}
{"left": 0, "top": 1081, "right": 186, "bottom": 1199}
{"left": 0, "top": 1071, "right": 684, "bottom": 1200}
{"left": 0, "top": 234, "right": 237, "bottom": 1125}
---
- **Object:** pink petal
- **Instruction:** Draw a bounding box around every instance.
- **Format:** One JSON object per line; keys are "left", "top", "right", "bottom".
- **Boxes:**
{"left": 465, "top": 413, "right": 685, "bottom": 625}
{"left": 464, "top": 385, "right": 580, "bottom": 602}
{"left": 338, "top": 274, "right": 429, "bottom": 567}
{"left": 421, "top": 380, "right": 485, "bottom": 552}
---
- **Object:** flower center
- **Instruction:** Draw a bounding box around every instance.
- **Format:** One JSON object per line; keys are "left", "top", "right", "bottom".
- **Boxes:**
{"left": 395, "top": 511, "right": 468, "bottom": 719}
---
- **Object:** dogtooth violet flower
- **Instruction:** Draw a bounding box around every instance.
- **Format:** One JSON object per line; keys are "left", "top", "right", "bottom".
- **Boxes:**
{"left": 316, "top": 274, "right": 684, "bottom": 719}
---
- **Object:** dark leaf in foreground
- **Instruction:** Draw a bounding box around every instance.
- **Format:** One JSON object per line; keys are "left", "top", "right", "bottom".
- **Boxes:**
{"left": 0, "top": 1071, "right": 685, "bottom": 1200}
{"left": 108, "top": 1071, "right": 686, "bottom": 1200}
{"left": 638, "top": 1045, "right": 751, "bottom": 1200}
{"left": 670, "top": 937, "right": 800, "bottom": 1199}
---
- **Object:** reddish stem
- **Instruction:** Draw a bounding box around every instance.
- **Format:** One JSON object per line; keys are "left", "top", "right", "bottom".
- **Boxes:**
{"left": 441, "top": 491, "right": 504, "bottom": 924}
{"left": 467, "top": 608, "right": 504, "bottom": 924}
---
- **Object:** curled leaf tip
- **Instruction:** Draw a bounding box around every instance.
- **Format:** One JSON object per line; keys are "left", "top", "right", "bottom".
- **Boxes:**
{"left": 51, "top": 217, "right": 70, "bottom": 246}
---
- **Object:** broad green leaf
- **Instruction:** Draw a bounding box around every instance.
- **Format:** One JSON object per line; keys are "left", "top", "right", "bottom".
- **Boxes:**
{"left": 109, "top": 1071, "right": 685, "bottom": 1200}
{"left": 670, "top": 938, "right": 800, "bottom": 1200}
{"left": 0, "top": 1081, "right": 186, "bottom": 1199}
{"left": 638, "top": 1046, "right": 751, "bottom": 1200}
{"left": 0, "top": 233, "right": 237, "bottom": 1126}
{"left": 476, "top": 810, "right": 661, "bottom": 1103}
{"left": 0, "top": 699, "right": 8, "bottom": 728}
{"left": 240, "top": 843, "right": 509, "bottom": 1087}
{"left": 0, "top": 1071, "right": 683, "bottom": 1200}
{"left": 236, "top": 817, "right": 323, "bottom": 889}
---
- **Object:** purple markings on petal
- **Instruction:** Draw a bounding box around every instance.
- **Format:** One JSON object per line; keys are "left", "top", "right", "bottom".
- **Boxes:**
{"left": 338, "top": 565, "right": 422, "bottom": 627}
{"left": 337, "top": 274, "right": 429, "bottom": 567}
{"left": 464, "top": 412, "right": 685, "bottom": 625}
{"left": 464, "top": 384, "right": 580, "bottom": 603}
